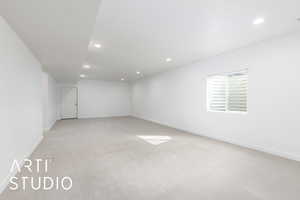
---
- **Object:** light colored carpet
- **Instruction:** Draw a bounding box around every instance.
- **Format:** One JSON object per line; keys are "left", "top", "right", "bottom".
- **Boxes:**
{"left": 1, "top": 116, "right": 300, "bottom": 200}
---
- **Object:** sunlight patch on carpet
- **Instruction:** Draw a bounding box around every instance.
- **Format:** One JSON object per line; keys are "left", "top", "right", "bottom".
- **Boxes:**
{"left": 137, "top": 135, "right": 172, "bottom": 145}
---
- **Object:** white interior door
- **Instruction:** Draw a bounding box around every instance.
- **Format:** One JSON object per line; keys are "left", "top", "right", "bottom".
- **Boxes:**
{"left": 61, "top": 87, "right": 78, "bottom": 119}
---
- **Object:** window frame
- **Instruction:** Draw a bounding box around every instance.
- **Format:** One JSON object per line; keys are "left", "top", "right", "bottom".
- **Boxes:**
{"left": 206, "top": 69, "right": 248, "bottom": 114}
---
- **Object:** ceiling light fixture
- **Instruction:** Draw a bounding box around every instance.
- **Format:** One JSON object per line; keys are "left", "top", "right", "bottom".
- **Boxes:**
{"left": 80, "top": 74, "right": 86, "bottom": 78}
{"left": 93, "top": 43, "right": 102, "bottom": 48}
{"left": 136, "top": 71, "right": 141, "bottom": 74}
{"left": 83, "top": 64, "right": 91, "bottom": 69}
{"left": 121, "top": 78, "right": 125, "bottom": 81}
{"left": 253, "top": 18, "right": 265, "bottom": 25}
{"left": 166, "top": 58, "right": 172, "bottom": 62}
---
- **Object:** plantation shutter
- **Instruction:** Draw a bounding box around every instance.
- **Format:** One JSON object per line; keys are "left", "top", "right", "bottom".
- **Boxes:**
{"left": 207, "top": 75, "right": 227, "bottom": 112}
{"left": 228, "top": 72, "right": 248, "bottom": 112}
{"left": 207, "top": 70, "right": 248, "bottom": 113}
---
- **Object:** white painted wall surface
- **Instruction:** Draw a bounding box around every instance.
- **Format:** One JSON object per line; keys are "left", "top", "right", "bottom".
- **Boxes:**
{"left": 78, "top": 80, "right": 131, "bottom": 118}
{"left": 48, "top": 75, "right": 59, "bottom": 123}
{"left": 0, "top": 17, "right": 43, "bottom": 192}
{"left": 132, "top": 31, "right": 300, "bottom": 161}
{"left": 42, "top": 72, "right": 48, "bottom": 130}
{"left": 42, "top": 72, "right": 59, "bottom": 131}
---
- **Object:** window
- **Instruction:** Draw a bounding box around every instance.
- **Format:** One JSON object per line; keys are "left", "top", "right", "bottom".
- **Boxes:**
{"left": 207, "top": 70, "right": 248, "bottom": 113}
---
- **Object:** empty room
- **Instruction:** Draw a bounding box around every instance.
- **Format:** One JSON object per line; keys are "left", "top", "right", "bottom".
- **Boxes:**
{"left": 1, "top": 0, "right": 300, "bottom": 199}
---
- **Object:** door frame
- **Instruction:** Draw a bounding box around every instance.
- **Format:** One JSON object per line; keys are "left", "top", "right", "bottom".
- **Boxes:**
{"left": 60, "top": 86, "right": 78, "bottom": 119}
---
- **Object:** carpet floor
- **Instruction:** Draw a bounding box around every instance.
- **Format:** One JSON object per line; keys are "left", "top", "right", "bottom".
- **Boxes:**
{"left": 1, "top": 117, "right": 300, "bottom": 200}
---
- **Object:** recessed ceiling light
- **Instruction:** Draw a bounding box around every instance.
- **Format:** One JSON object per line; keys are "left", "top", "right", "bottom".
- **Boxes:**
{"left": 83, "top": 64, "right": 91, "bottom": 69}
{"left": 121, "top": 78, "right": 125, "bottom": 81}
{"left": 253, "top": 18, "right": 265, "bottom": 25}
{"left": 80, "top": 74, "right": 86, "bottom": 78}
{"left": 94, "top": 43, "right": 101, "bottom": 48}
{"left": 136, "top": 71, "right": 141, "bottom": 74}
{"left": 166, "top": 58, "right": 172, "bottom": 62}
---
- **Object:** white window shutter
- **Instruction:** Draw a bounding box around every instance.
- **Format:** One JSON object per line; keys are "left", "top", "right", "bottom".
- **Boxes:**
{"left": 228, "top": 72, "right": 248, "bottom": 112}
{"left": 207, "top": 70, "right": 248, "bottom": 113}
{"left": 207, "top": 75, "right": 227, "bottom": 112}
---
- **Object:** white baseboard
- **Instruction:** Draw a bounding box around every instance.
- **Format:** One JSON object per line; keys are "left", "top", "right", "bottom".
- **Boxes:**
{"left": 0, "top": 135, "right": 44, "bottom": 194}
{"left": 131, "top": 115, "right": 300, "bottom": 162}
{"left": 78, "top": 114, "right": 131, "bottom": 119}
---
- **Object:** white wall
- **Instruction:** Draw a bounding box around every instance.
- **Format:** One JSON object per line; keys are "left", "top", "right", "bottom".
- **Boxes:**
{"left": 42, "top": 72, "right": 59, "bottom": 131}
{"left": 132, "top": 31, "right": 300, "bottom": 161}
{"left": 0, "top": 17, "right": 43, "bottom": 192}
{"left": 77, "top": 80, "right": 131, "bottom": 118}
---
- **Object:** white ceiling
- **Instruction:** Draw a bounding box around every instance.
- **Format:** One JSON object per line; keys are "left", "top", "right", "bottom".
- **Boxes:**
{"left": 1, "top": 0, "right": 300, "bottom": 82}
{"left": 0, "top": 0, "right": 102, "bottom": 83}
